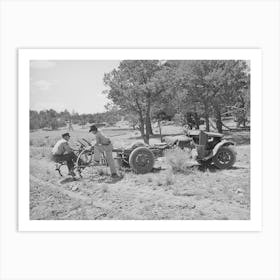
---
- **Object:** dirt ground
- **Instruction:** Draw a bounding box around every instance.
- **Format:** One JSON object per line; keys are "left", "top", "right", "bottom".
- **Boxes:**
{"left": 29, "top": 124, "right": 250, "bottom": 220}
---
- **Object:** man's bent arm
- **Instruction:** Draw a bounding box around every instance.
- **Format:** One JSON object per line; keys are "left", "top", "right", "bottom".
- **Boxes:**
{"left": 64, "top": 142, "right": 73, "bottom": 153}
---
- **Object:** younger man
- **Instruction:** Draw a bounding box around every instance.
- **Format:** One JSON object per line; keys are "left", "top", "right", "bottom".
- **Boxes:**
{"left": 89, "top": 125, "right": 119, "bottom": 178}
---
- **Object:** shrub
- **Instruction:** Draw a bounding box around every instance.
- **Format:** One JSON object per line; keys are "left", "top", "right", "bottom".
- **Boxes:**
{"left": 165, "top": 147, "right": 194, "bottom": 174}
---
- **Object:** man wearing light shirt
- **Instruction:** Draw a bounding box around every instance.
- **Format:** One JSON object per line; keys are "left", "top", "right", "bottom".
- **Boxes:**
{"left": 89, "top": 125, "right": 119, "bottom": 178}
{"left": 51, "top": 132, "right": 76, "bottom": 176}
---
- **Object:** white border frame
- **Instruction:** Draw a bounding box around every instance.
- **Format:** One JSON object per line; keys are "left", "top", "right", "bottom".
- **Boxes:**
{"left": 19, "top": 48, "right": 262, "bottom": 232}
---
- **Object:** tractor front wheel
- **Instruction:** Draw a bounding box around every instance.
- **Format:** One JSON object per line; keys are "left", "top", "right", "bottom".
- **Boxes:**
{"left": 213, "top": 146, "right": 236, "bottom": 169}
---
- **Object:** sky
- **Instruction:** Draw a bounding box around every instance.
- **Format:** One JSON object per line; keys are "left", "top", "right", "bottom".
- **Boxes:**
{"left": 30, "top": 60, "right": 120, "bottom": 114}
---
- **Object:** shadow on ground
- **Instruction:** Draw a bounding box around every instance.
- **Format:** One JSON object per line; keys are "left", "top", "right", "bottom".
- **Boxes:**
{"left": 59, "top": 177, "right": 78, "bottom": 184}
{"left": 197, "top": 165, "right": 247, "bottom": 173}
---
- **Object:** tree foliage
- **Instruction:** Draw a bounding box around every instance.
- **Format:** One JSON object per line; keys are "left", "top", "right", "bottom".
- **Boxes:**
{"left": 168, "top": 60, "right": 250, "bottom": 132}
{"left": 103, "top": 60, "right": 165, "bottom": 143}
{"left": 30, "top": 107, "right": 123, "bottom": 131}
{"left": 30, "top": 60, "right": 250, "bottom": 137}
{"left": 103, "top": 59, "right": 250, "bottom": 140}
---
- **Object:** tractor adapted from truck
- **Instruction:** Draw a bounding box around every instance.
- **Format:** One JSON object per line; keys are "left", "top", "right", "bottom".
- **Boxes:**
{"left": 185, "top": 130, "right": 236, "bottom": 169}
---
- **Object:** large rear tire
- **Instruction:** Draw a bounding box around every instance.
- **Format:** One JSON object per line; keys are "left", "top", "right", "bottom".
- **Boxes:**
{"left": 213, "top": 146, "right": 236, "bottom": 169}
{"left": 76, "top": 150, "right": 93, "bottom": 166}
{"left": 129, "top": 147, "right": 155, "bottom": 174}
{"left": 75, "top": 150, "right": 93, "bottom": 176}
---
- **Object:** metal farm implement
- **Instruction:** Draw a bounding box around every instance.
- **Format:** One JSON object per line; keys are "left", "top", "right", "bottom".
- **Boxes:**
{"left": 54, "top": 138, "right": 96, "bottom": 177}
{"left": 55, "top": 138, "right": 167, "bottom": 177}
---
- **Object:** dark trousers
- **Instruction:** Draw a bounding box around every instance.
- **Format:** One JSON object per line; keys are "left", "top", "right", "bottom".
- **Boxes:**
{"left": 52, "top": 152, "right": 77, "bottom": 172}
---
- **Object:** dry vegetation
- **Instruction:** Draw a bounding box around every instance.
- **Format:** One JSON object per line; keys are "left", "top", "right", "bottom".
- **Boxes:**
{"left": 30, "top": 124, "right": 250, "bottom": 220}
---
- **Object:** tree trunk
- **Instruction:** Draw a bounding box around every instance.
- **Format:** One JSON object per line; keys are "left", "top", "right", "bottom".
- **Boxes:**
{"left": 158, "top": 120, "right": 163, "bottom": 143}
{"left": 145, "top": 98, "right": 153, "bottom": 143}
{"left": 205, "top": 116, "right": 210, "bottom": 132}
{"left": 139, "top": 122, "right": 145, "bottom": 139}
{"left": 144, "top": 130, "right": 149, "bottom": 144}
{"left": 146, "top": 117, "right": 153, "bottom": 135}
{"left": 204, "top": 102, "right": 210, "bottom": 132}
{"left": 137, "top": 111, "right": 148, "bottom": 144}
{"left": 215, "top": 107, "right": 223, "bottom": 133}
{"left": 145, "top": 100, "right": 153, "bottom": 135}
{"left": 242, "top": 116, "right": 246, "bottom": 127}
{"left": 140, "top": 122, "right": 149, "bottom": 143}
{"left": 194, "top": 112, "right": 200, "bottom": 130}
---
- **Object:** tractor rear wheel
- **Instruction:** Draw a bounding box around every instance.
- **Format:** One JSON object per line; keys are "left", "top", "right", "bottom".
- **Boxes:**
{"left": 129, "top": 147, "right": 155, "bottom": 174}
{"left": 76, "top": 150, "right": 93, "bottom": 166}
{"left": 213, "top": 146, "right": 236, "bottom": 169}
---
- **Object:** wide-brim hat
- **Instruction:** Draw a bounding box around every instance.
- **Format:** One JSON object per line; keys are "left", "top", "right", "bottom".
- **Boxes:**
{"left": 62, "top": 132, "right": 70, "bottom": 137}
{"left": 89, "top": 125, "right": 97, "bottom": 132}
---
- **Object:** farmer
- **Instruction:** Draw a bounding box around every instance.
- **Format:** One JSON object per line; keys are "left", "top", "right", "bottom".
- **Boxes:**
{"left": 89, "top": 125, "right": 119, "bottom": 178}
{"left": 51, "top": 132, "right": 76, "bottom": 176}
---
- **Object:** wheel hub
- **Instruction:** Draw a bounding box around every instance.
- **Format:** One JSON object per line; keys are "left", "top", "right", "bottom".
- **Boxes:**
{"left": 217, "top": 151, "right": 231, "bottom": 164}
{"left": 136, "top": 154, "right": 150, "bottom": 167}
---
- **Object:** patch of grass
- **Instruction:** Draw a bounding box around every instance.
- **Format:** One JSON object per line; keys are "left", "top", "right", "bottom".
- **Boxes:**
{"left": 165, "top": 148, "right": 194, "bottom": 174}
{"left": 30, "top": 146, "right": 52, "bottom": 160}
{"left": 97, "top": 167, "right": 109, "bottom": 176}
{"left": 172, "top": 185, "right": 180, "bottom": 196}
{"left": 82, "top": 181, "right": 88, "bottom": 187}
{"left": 147, "top": 177, "right": 153, "bottom": 183}
{"left": 118, "top": 170, "right": 125, "bottom": 179}
{"left": 134, "top": 174, "right": 149, "bottom": 185}
{"left": 156, "top": 201, "right": 163, "bottom": 208}
{"left": 156, "top": 179, "right": 163, "bottom": 186}
{"left": 143, "top": 205, "right": 152, "bottom": 211}
{"left": 155, "top": 171, "right": 175, "bottom": 188}
{"left": 199, "top": 210, "right": 206, "bottom": 216}
{"left": 101, "top": 184, "right": 109, "bottom": 193}
{"left": 164, "top": 173, "right": 175, "bottom": 186}
{"left": 41, "top": 148, "right": 47, "bottom": 158}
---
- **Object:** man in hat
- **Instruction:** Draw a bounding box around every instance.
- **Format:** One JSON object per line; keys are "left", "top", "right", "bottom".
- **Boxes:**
{"left": 89, "top": 125, "right": 119, "bottom": 178}
{"left": 51, "top": 132, "right": 77, "bottom": 176}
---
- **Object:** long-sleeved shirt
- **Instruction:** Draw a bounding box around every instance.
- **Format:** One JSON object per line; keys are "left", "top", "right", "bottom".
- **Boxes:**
{"left": 52, "top": 139, "right": 72, "bottom": 155}
{"left": 95, "top": 131, "right": 111, "bottom": 145}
